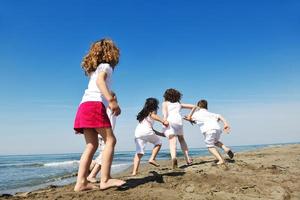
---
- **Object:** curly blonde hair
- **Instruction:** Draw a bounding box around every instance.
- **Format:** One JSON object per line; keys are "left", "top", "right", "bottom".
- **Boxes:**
{"left": 81, "top": 38, "right": 120, "bottom": 75}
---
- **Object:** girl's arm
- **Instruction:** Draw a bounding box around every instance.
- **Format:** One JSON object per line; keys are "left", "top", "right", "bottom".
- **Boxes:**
{"left": 181, "top": 103, "right": 196, "bottom": 109}
{"left": 218, "top": 115, "right": 230, "bottom": 133}
{"left": 96, "top": 72, "right": 121, "bottom": 116}
{"left": 162, "top": 101, "right": 168, "bottom": 121}
{"left": 150, "top": 112, "right": 169, "bottom": 127}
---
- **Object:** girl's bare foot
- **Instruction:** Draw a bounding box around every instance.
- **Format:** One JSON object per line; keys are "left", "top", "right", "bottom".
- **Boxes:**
{"left": 186, "top": 158, "right": 193, "bottom": 165}
{"left": 172, "top": 158, "right": 178, "bottom": 169}
{"left": 87, "top": 176, "right": 98, "bottom": 183}
{"left": 100, "top": 178, "right": 125, "bottom": 190}
{"left": 74, "top": 182, "right": 98, "bottom": 192}
{"left": 131, "top": 172, "right": 137, "bottom": 176}
{"left": 148, "top": 160, "right": 160, "bottom": 167}
{"left": 216, "top": 161, "right": 225, "bottom": 165}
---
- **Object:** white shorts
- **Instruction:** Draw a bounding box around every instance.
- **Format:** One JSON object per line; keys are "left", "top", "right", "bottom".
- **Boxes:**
{"left": 163, "top": 123, "right": 184, "bottom": 138}
{"left": 135, "top": 134, "right": 162, "bottom": 154}
{"left": 203, "top": 129, "right": 222, "bottom": 148}
{"left": 95, "top": 137, "right": 105, "bottom": 165}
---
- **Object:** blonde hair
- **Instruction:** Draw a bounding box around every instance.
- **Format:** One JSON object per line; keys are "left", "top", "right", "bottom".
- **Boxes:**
{"left": 81, "top": 38, "right": 120, "bottom": 75}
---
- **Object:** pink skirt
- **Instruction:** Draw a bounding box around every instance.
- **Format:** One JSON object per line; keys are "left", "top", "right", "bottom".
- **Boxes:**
{"left": 74, "top": 101, "right": 111, "bottom": 134}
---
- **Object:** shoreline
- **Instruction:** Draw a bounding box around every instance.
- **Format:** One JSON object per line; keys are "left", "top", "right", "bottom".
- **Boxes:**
{"left": 1, "top": 143, "right": 300, "bottom": 199}
{"left": 0, "top": 142, "right": 289, "bottom": 196}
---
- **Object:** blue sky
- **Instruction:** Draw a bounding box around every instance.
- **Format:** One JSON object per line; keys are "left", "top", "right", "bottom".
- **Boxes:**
{"left": 0, "top": 0, "right": 299, "bottom": 154}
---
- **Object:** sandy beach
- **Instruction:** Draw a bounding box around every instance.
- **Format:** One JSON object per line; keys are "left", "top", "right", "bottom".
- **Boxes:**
{"left": 1, "top": 144, "right": 299, "bottom": 200}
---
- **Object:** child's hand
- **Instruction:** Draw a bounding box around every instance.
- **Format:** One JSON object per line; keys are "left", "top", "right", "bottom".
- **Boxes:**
{"left": 183, "top": 116, "right": 195, "bottom": 125}
{"left": 163, "top": 120, "right": 169, "bottom": 127}
{"left": 109, "top": 100, "right": 121, "bottom": 116}
{"left": 183, "top": 116, "right": 192, "bottom": 121}
{"left": 223, "top": 125, "right": 231, "bottom": 133}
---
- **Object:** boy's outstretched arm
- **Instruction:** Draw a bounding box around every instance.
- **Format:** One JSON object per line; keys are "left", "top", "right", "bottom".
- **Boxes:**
{"left": 183, "top": 105, "right": 197, "bottom": 125}
{"left": 218, "top": 115, "right": 231, "bottom": 133}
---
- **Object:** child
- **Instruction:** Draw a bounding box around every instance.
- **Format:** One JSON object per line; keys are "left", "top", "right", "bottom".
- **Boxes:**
{"left": 73, "top": 38, "right": 125, "bottom": 191}
{"left": 132, "top": 98, "right": 169, "bottom": 176}
{"left": 185, "top": 99, "right": 234, "bottom": 165}
{"left": 162, "top": 88, "right": 194, "bottom": 168}
{"left": 87, "top": 92, "right": 117, "bottom": 183}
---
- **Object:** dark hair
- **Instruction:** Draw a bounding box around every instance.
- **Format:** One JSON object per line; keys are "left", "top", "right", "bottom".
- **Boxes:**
{"left": 163, "top": 88, "right": 182, "bottom": 103}
{"left": 136, "top": 98, "right": 159, "bottom": 122}
{"left": 197, "top": 99, "right": 208, "bottom": 109}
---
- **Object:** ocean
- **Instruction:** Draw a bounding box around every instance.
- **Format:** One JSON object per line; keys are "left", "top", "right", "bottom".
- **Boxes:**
{"left": 0, "top": 143, "right": 287, "bottom": 195}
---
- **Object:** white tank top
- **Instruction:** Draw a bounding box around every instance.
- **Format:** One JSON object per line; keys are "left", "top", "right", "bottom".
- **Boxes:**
{"left": 166, "top": 102, "right": 182, "bottom": 125}
{"left": 135, "top": 116, "right": 154, "bottom": 138}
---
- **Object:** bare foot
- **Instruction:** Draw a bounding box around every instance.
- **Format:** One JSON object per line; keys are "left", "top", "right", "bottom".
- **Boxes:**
{"left": 172, "top": 158, "right": 178, "bottom": 169}
{"left": 148, "top": 160, "right": 160, "bottom": 167}
{"left": 100, "top": 178, "right": 126, "bottom": 190}
{"left": 131, "top": 172, "right": 137, "bottom": 176}
{"left": 216, "top": 161, "right": 225, "bottom": 165}
{"left": 87, "top": 176, "right": 98, "bottom": 183}
{"left": 186, "top": 158, "right": 193, "bottom": 165}
{"left": 74, "top": 182, "right": 98, "bottom": 192}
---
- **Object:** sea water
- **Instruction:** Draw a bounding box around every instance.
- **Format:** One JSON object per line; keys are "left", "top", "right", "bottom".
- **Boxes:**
{"left": 0, "top": 143, "right": 290, "bottom": 195}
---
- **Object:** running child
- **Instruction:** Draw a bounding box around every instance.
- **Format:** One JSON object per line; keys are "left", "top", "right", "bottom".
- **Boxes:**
{"left": 73, "top": 38, "right": 125, "bottom": 191}
{"left": 162, "top": 88, "right": 194, "bottom": 169}
{"left": 132, "top": 98, "right": 169, "bottom": 176}
{"left": 185, "top": 99, "right": 234, "bottom": 165}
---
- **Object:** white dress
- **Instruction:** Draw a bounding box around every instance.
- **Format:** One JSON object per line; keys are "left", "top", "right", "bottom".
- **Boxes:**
{"left": 134, "top": 116, "right": 161, "bottom": 154}
{"left": 163, "top": 102, "right": 184, "bottom": 138}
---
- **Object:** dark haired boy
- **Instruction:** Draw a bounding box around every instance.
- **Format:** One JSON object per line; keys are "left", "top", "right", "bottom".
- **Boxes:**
{"left": 185, "top": 100, "right": 234, "bottom": 165}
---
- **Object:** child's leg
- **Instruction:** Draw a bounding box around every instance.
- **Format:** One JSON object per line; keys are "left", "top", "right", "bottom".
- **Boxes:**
{"left": 177, "top": 135, "right": 192, "bottom": 164}
{"left": 215, "top": 141, "right": 234, "bottom": 159}
{"left": 149, "top": 144, "right": 161, "bottom": 165}
{"left": 74, "top": 129, "right": 99, "bottom": 192}
{"left": 96, "top": 128, "right": 125, "bottom": 189}
{"left": 168, "top": 135, "right": 177, "bottom": 159}
{"left": 132, "top": 153, "right": 143, "bottom": 175}
{"left": 87, "top": 142, "right": 103, "bottom": 182}
{"left": 87, "top": 163, "right": 101, "bottom": 182}
{"left": 168, "top": 135, "right": 178, "bottom": 169}
{"left": 147, "top": 135, "right": 162, "bottom": 167}
{"left": 132, "top": 138, "right": 146, "bottom": 175}
{"left": 208, "top": 147, "right": 225, "bottom": 164}
{"left": 215, "top": 141, "right": 230, "bottom": 152}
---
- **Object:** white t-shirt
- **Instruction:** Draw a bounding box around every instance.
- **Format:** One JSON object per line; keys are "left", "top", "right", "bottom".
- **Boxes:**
{"left": 192, "top": 108, "right": 221, "bottom": 134}
{"left": 135, "top": 116, "right": 154, "bottom": 138}
{"left": 81, "top": 63, "right": 113, "bottom": 106}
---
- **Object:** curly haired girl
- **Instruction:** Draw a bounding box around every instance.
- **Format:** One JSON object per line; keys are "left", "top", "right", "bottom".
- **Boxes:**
{"left": 73, "top": 38, "right": 125, "bottom": 191}
{"left": 162, "top": 88, "right": 194, "bottom": 168}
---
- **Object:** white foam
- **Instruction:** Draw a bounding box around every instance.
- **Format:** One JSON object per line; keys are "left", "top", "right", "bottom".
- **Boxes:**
{"left": 44, "top": 160, "right": 79, "bottom": 167}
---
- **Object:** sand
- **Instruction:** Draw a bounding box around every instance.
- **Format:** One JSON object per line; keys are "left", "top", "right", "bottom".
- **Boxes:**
{"left": 1, "top": 144, "right": 300, "bottom": 200}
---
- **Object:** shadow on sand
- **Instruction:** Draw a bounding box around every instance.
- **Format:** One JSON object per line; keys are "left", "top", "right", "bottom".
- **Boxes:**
{"left": 117, "top": 170, "right": 185, "bottom": 191}
{"left": 179, "top": 158, "right": 235, "bottom": 169}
